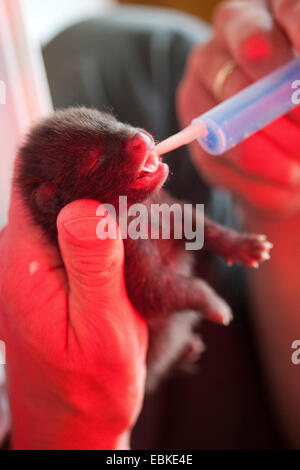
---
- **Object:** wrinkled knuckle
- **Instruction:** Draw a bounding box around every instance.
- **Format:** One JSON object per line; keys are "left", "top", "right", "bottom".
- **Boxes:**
{"left": 188, "top": 44, "right": 206, "bottom": 72}
{"left": 71, "top": 253, "right": 123, "bottom": 288}
{"left": 213, "top": 0, "right": 244, "bottom": 26}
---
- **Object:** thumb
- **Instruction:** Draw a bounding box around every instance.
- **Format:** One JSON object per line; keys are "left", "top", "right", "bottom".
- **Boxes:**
{"left": 57, "top": 199, "right": 125, "bottom": 309}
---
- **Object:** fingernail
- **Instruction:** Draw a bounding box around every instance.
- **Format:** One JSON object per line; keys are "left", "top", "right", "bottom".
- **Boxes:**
{"left": 63, "top": 217, "right": 102, "bottom": 241}
{"left": 241, "top": 35, "right": 273, "bottom": 61}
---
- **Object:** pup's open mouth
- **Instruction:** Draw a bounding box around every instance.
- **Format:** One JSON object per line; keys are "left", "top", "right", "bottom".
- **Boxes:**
{"left": 128, "top": 131, "right": 169, "bottom": 190}
{"left": 138, "top": 150, "right": 161, "bottom": 177}
{"left": 132, "top": 149, "right": 169, "bottom": 190}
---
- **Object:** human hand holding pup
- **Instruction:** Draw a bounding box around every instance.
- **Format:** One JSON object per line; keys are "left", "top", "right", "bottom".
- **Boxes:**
{"left": 177, "top": 0, "right": 300, "bottom": 447}
{"left": 0, "top": 188, "right": 148, "bottom": 450}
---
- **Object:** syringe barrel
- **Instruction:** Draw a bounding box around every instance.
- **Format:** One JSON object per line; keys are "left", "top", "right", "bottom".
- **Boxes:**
{"left": 194, "top": 57, "right": 300, "bottom": 155}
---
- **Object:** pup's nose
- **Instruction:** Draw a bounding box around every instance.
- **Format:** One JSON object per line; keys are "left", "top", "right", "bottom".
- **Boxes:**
{"left": 128, "top": 130, "right": 154, "bottom": 154}
{"left": 136, "top": 130, "right": 154, "bottom": 149}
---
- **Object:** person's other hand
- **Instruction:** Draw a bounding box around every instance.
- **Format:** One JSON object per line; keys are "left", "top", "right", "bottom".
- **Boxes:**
{"left": 0, "top": 185, "right": 148, "bottom": 450}
{"left": 177, "top": 0, "right": 300, "bottom": 216}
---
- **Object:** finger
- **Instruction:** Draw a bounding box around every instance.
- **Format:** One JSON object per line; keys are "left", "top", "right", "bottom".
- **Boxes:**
{"left": 261, "top": 115, "right": 300, "bottom": 159}
{"left": 271, "top": 0, "right": 300, "bottom": 52}
{"left": 177, "top": 61, "right": 216, "bottom": 132}
{"left": 57, "top": 199, "right": 125, "bottom": 308}
{"left": 189, "top": 140, "right": 299, "bottom": 213}
{"left": 188, "top": 40, "right": 250, "bottom": 101}
{"left": 57, "top": 199, "right": 148, "bottom": 355}
{"left": 213, "top": 0, "right": 294, "bottom": 80}
{"left": 226, "top": 132, "right": 300, "bottom": 185}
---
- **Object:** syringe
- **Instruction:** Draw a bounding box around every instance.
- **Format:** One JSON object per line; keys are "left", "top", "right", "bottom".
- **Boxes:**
{"left": 155, "top": 57, "right": 300, "bottom": 156}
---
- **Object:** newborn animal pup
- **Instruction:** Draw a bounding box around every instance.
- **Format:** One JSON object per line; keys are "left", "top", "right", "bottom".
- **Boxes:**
{"left": 16, "top": 107, "right": 272, "bottom": 389}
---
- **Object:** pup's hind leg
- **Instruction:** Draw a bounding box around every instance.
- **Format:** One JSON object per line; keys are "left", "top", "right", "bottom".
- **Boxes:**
{"left": 204, "top": 217, "right": 273, "bottom": 267}
{"left": 146, "top": 311, "right": 204, "bottom": 390}
{"left": 135, "top": 270, "right": 232, "bottom": 388}
{"left": 159, "top": 274, "right": 233, "bottom": 326}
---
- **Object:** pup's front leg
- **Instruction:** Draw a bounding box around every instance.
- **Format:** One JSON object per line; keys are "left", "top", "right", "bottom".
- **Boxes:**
{"left": 204, "top": 217, "right": 273, "bottom": 267}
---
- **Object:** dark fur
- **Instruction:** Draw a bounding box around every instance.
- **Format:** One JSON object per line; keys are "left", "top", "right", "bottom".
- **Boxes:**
{"left": 16, "top": 107, "right": 271, "bottom": 389}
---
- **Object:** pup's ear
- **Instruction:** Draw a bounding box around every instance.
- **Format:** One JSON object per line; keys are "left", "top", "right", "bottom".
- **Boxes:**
{"left": 33, "top": 183, "right": 61, "bottom": 214}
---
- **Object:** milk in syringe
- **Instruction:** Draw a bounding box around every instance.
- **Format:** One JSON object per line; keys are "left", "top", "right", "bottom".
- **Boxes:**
{"left": 155, "top": 57, "right": 300, "bottom": 156}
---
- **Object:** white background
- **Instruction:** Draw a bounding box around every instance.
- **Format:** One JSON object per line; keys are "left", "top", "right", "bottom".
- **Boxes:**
{"left": 22, "top": 0, "right": 115, "bottom": 45}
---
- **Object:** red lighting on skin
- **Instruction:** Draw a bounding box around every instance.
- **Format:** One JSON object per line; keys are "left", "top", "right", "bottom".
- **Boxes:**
{"left": 241, "top": 35, "right": 273, "bottom": 60}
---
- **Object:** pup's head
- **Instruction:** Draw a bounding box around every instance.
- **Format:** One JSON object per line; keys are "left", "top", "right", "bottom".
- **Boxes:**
{"left": 17, "top": 107, "right": 168, "bottom": 239}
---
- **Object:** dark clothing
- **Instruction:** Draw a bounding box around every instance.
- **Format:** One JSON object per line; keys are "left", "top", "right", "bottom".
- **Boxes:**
{"left": 43, "top": 6, "right": 282, "bottom": 449}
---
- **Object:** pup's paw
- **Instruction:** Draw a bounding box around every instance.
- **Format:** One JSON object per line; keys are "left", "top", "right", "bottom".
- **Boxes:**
{"left": 227, "top": 234, "right": 273, "bottom": 268}
{"left": 181, "top": 334, "right": 206, "bottom": 363}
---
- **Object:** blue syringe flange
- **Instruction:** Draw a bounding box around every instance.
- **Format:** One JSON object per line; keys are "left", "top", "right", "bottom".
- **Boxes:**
{"left": 192, "top": 117, "right": 227, "bottom": 156}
